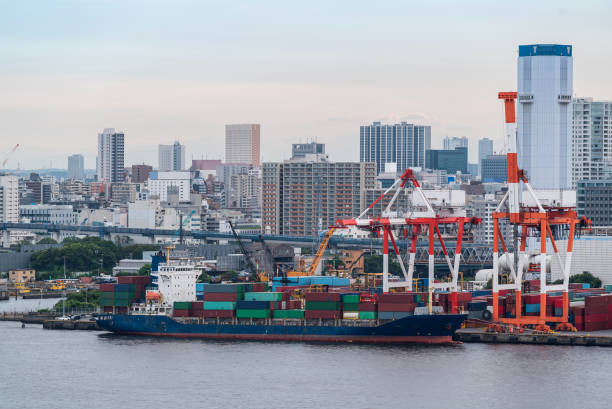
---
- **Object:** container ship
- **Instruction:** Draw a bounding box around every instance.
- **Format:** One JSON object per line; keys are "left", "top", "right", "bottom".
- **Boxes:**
{"left": 96, "top": 260, "right": 468, "bottom": 344}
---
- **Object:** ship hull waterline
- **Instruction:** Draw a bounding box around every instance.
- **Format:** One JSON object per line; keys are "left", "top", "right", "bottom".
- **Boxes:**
{"left": 97, "top": 313, "right": 467, "bottom": 345}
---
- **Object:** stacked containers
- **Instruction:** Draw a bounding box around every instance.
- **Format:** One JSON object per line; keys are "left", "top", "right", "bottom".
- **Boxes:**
{"left": 358, "top": 295, "right": 377, "bottom": 320}
{"left": 117, "top": 276, "right": 150, "bottom": 300}
{"left": 377, "top": 294, "right": 415, "bottom": 320}
{"left": 342, "top": 294, "right": 360, "bottom": 319}
{"left": 173, "top": 301, "right": 192, "bottom": 317}
{"left": 584, "top": 295, "right": 608, "bottom": 332}
{"left": 305, "top": 292, "right": 341, "bottom": 319}
{"left": 570, "top": 304, "right": 585, "bottom": 331}
{"left": 201, "top": 283, "right": 244, "bottom": 318}
{"left": 236, "top": 300, "right": 270, "bottom": 319}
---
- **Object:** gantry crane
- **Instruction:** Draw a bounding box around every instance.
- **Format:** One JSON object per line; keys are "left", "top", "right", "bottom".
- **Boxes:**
{"left": 490, "top": 92, "right": 590, "bottom": 332}
{"left": 335, "top": 169, "right": 480, "bottom": 313}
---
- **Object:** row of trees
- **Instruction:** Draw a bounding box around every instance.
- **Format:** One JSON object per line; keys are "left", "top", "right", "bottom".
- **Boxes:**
{"left": 30, "top": 237, "right": 160, "bottom": 279}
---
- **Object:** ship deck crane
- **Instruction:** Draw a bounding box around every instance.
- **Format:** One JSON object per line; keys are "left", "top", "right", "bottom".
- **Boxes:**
{"left": 490, "top": 92, "right": 590, "bottom": 331}
{"left": 335, "top": 168, "right": 480, "bottom": 313}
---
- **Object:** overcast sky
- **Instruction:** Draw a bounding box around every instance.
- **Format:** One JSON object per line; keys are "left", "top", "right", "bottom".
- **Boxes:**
{"left": 2, "top": 0, "right": 611, "bottom": 170}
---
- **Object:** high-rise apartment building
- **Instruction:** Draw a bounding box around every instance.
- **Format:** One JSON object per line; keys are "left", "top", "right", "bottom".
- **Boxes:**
{"left": 443, "top": 136, "right": 468, "bottom": 151}
{"left": 158, "top": 141, "right": 186, "bottom": 171}
{"left": 225, "top": 124, "right": 260, "bottom": 167}
{"left": 478, "top": 138, "right": 494, "bottom": 176}
{"left": 67, "top": 154, "right": 84, "bottom": 180}
{"left": 131, "top": 164, "right": 153, "bottom": 184}
{"left": 576, "top": 180, "right": 612, "bottom": 226}
{"left": 517, "top": 44, "right": 573, "bottom": 189}
{"left": 262, "top": 160, "right": 376, "bottom": 236}
{"left": 97, "top": 128, "right": 125, "bottom": 183}
{"left": 291, "top": 142, "right": 325, "bottom": 159}
{"left": 481, "top": 155, "right": 508, "bottom": 183}
{"left": 360, "top": 122, "right": 430, "bottom": 174}
{"left": 147, "top": 171, "right": 191, "bottom": 202}
{"left": 572, "top": 98, "right": 612, "bottom": 185}
{"left": 0, "top": 175, "right": 19, "bottom": 223}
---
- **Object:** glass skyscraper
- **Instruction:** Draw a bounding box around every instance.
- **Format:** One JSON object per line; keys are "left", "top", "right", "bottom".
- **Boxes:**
{"left": 359, "top": 122, "right": 431, "bottom": 174}
{"left": 517, "top": 44, "right": 573, "bottom": 189}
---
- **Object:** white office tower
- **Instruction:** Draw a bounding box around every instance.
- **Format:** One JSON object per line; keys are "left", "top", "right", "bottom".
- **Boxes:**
{"left": 97, "top": 128, "right": 125, "bottom": 182}
{"left": 517, "top": 44, "right": 573, "bottom": 189}
{"left": 0, "top": 175, "right": 19, "bottom": 223}
{"left": 67, "top": 154, "right": 84, "bottom": 180}
{"left": 572, "top": 98, "right": 612, "bottom": 185}
{"left": 158, "top": 141, "right": 186, "bottom": 171}
{"left": 443, "top": 136, "right": 468, "bottom": 151}
{"left": 225, "top": 124, "right": 261, "bottom": 167}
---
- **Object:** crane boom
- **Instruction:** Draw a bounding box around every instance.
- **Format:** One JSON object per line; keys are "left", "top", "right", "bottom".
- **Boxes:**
{"left": 2, "top": 144, "right": 19, "bottom": 168}
{"left": 306, "top": 227, "right": 336, "bottom": 275}
{"left": 228, "top": 220, "right": 258, "bottom": 274}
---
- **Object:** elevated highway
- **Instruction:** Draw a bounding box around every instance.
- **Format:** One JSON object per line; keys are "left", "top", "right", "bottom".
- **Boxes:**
{"left": 0, "top": 222, "right": 494, "bottom": 272}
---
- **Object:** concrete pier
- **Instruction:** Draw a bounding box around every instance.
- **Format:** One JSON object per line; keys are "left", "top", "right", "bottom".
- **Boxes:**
{"left": 455, "top": 328, "right": 612, "bottom": 347}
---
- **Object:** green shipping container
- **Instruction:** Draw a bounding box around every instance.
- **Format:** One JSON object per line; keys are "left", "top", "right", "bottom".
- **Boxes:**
{"left": 203, "top": 301, "right": 236, "bottom": 310}
{"left": 113, "top": 299, "right": 130, "bottom": 307}
{"left": 99, "top": 298, "right": 113, "bottom": 307}
{"left": 306, "top": 301, "right": 340, "bottom": 310}
{"left": 173, "top": 301, "right": 192, "bottom": 310}
{"left": 358, "top": 311, "right": 377, "bottom": 320}
{"left": 236, "top": 309, "right": 270, "bottom": 319}
{"left": 342, "top": 294, "right": 360, "bottom": 304}
{"left": 342, "top": 303, "right": 359, "bottom": 312}
{"left": 273, "top": 309, "right": 305, "bottom": 319}
{"left": 114, "top": 292, "right": 133, "bottom": 300}
{"left": 244, "top": 292, "right": 283, "bottom": 302}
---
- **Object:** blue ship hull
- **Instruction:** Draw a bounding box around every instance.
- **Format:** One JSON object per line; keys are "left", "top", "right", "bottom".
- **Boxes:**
{"left": 96, "top": 314, "right": 467, "bottom": 344}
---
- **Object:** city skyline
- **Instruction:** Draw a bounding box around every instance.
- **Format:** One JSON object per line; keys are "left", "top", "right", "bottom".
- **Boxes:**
{"left": 2, "top": 2, "right": 612, "bottom": 169}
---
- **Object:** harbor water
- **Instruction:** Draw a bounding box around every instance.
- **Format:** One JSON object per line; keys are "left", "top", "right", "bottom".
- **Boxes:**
{"left": 1, "top": 318, "right": 611, "bottom": 409}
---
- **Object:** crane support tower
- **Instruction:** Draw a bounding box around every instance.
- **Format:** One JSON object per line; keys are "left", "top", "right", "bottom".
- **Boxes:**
{"left": 335, "top": 169, "right": 480, "bottom": 314}
{"left": 491, "top": 92, "right": 589, "bottom": 330}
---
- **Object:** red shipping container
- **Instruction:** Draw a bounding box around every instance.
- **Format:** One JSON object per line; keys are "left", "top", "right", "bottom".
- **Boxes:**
{"left": 191, "top": 301, "right": 204, "bottom": 311}
{"left": 202, "top": 310, "right": 234, "bottom": 318}
{"left": 103, "top": 306, "right": 113, "bottom": 313}
{"left": 378, "top": 303, "right": 415, "bottom": 312}
{"left": 358, "top": 302, "right": 377, "bottom": 312}
{"left": 99, "top": 283, "right": 115, "bottom": 292}
{"left": 305, "top": 292, "right": 341, "bottom": 302}
{"left": 252, "top": 283, "right": 266, "bottom": 292}
{"left": 305, "top": 310, "right": 341, "bottom": 319}
{"left": 204, "top": 292, "right": 238, "bottom": 301}
{"left": 115, "top": 306, "right": 128, "bottom": 314}
{"left": 173, "top": 310, "right": 190, "bottom": 317}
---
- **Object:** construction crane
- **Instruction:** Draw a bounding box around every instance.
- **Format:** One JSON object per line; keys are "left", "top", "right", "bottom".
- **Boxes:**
{"left": 228, "top": 221, "right": 268, "bottom": 281}
{"left": 287, "top": 227, "right": 336, "bottom": 277}
{"left": 2, "top": 144, "right": 19, "bottom": 168}
{"left": 175, "top": 210, "right": 196, "bottom": 245}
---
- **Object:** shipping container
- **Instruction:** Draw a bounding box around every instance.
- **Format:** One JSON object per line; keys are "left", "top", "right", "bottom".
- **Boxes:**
{"left": 305, "top": 292, "right": 341, "bottom": 302}
{"left": 342, "top": 294, "right": 360, "bottom": 304}
{"left": 203, "top": 301, "right": 236, "bottom": 310}
{"left": 358, "top": 311, "right": 377, "bottom": 320}
{"left": 236, "top": 309, "right": 270, "bottom": 319}
{"left": 342, "top": 312, "right": 359, "bottom": 320}
{"left": 273, "top": 309, "right": 305, "bottom": 319}
{"left": 203, "top": 292, "right": 239, "bottom": 302}
{"left": 202, "top": 310, "right": 234, "bottom": 318}
{"left": 236, "top": 300, "right": 270, "bottom": 310}
{"left": 244, "top": 292, "right": 283, "bottom": 302}
{"left": 342, "top": 303, "right": 359, "bottom": 312}
{"left": 304, "top": 310, "right": 341, "bottom": 320}
{"left": 173, "top": 301, "right": 192, "bottom": 310}
{"left": 305, "top": 301, "right": 341, "bottom": 310}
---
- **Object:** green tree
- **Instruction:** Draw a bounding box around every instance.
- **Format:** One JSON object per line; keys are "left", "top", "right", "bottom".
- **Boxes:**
{"left": 137, "top": 263, "right": 151, "bottom": 276}
{"left": 30, "top": 237, "right": 120, "bottom": 276}
{"left": 54, "top": 290, "right": 101, "bottom": 311}
{"left": 569, "top": 271, "right": 602, "bottom": 289}
{"left": 37, "top": 237, "right": 58, "bottom": 244}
